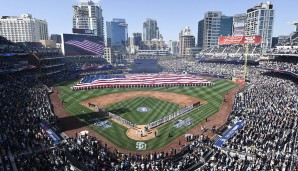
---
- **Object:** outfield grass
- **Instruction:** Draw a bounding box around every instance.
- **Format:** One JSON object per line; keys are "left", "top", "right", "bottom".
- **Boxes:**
{"left": 56, "top": 78, "right": 237, "bottom": 151}
{"left": 107, "top": 97, "right": 181, "bottom": 125}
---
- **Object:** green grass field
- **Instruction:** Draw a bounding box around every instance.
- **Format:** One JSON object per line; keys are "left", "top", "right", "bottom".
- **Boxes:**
{"left": 56, "top": 78, "right": 237, "bottom": 151}
{"left": 107, "top": 97, "right": 181, "bottom": 125}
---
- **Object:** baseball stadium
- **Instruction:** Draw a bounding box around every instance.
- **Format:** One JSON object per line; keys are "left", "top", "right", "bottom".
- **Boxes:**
{"left": 53, "top": 73, "right": 237, "bottom": 152}
{"left": 1, "top": 1, "right": 298, "bottom": 171}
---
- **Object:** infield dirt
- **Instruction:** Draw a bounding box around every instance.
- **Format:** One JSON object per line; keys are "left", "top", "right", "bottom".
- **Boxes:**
{"left": 81, "top": 91, "right": 206, "bottom": 109}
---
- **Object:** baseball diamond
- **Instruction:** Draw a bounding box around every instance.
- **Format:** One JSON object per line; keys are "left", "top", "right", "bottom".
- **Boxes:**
{"left": 56, "top": 77, "right": 238, "bottom": 151}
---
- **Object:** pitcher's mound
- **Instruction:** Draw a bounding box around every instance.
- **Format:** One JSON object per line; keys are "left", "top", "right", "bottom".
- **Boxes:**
{"left": 126, "top": 125, "right": 158, "bottom": 140}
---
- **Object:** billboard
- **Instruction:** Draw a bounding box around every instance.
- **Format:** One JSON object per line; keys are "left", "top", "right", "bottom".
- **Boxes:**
{"left": 218, "top": 35, "right": 262, "bottom": 45}
{"left": 62, "top": 34, "right": 104, "bottom": 56}
{"left": 233, "top": 26, "right": 245, "bottom": 36}
{"left": 72, "top": 28, "right": 94, "bottom": 35}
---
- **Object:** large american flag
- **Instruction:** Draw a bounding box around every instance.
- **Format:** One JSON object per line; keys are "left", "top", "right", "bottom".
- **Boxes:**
{"left": 65, "top": 37, "right": 104, "bottom": 55}
{"left": 73, "top": 74, "right": 213, "bottom": 89}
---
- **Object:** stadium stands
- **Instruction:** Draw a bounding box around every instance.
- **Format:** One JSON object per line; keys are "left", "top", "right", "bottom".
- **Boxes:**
{"left": 0, "top": 42, "right": 297, "bottom": 170}
{"left": 268, "top": 32, "right": 298, "bottom": 54}
{"left": 64, "top": 56, "right": 109, "bottom": 71}
{"left": 260, "top": 56, "right": 298, "bottom": 75}
{"left": 1, "top": 68, "right": 297, "bottom": 170}
{"left": 0, "top": 36, "right": 25, "bottom": 54}
{"left": 218, "top": 72, "right": 297, "bottom": 170}
{"left": 261, "top": 61, "right": 298, "bottom": 74}
{"left": 159, "top": 57, "right": 246, "bottom": 78}
{"left": 197, "top": 45, "right": 262, "bottom": 60}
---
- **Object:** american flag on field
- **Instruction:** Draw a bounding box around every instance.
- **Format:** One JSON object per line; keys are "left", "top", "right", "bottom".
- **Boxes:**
{"left": 65, "top": 37, "right": 104, "bottom": 55}
{"left": 73, "top": 74, "right": 214, "bottom": 89}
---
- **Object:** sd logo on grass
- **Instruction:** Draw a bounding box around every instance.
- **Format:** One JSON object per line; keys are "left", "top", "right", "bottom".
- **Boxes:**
{"left": 136, "top": 142, "right": 146, "bottom": 150}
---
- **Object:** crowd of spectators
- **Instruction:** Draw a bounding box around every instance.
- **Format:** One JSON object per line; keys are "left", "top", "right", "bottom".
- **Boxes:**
{"left": 275, "top": 32, "right": 298, "bottom": 47}
{"left": 267, "top": 32, "right": 298, "bottom": 54}
{"left": 64, "top": 56, "right": 109, "bottom": 71}
{"left": 0, "top": 76, "right": 61, "bottom": 170}
{"left": 217, "top": 72, "right": 298, "bottom": 170}
{"left": 1, "top": 54, "right": 298, "bottom": 170}
{"left": 159, "top": 58, "right": 245, "bottom": 78}
{"left": 267, "top": 48, "right": 298, "bottom": 54}
{"left": 261, "top": 61, "right": 298, "bottom": 74}
{"left": 0, "top": 36, "right": 25, "bottom": 54}
{"left": 198, "top": 45, "right": 262, "bottom": 60}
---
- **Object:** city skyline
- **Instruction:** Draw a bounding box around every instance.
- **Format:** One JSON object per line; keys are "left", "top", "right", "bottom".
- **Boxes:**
{"left": 0, "top": 0, "right": 297, "bottom": 43}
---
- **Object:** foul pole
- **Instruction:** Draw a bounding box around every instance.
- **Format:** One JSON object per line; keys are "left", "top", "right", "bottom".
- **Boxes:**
{"left": 243, "top": 44, "right": 248, "bottom": 80}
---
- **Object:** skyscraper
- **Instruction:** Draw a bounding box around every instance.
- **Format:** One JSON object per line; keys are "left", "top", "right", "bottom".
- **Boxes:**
{"left": 220, "top": 16, "right": 233, "bottom": 36}
{"left": 245, "top": 2, "right": 274, "bottom": 49}
{"left": 50, "top": 34, "right": 61, "bottom": 44}
{"left": 179, "top": 27, "right": 195, "bottom": 56}
{"left": 132, "top": 33, "right": 142, "bottom": 47}
{"left": 143, "top": 18, "right": 159, "bottom": 41}
{"left": 168, "top": 40, "right": 179, "bottom": 56}
{"left": 72, "top": 0, "right": 104, "bottom": 41}
{"left": 106, "top": 18, "right": 127, "bottom": 47}
{"left": 202, "top": 11, "right": 233, "bottom": 49}
{"left": 0, "top": 14, "right": 48, "bottom": 42}
{"left": 197, "top": 19, "right": 204, "bottom": 48}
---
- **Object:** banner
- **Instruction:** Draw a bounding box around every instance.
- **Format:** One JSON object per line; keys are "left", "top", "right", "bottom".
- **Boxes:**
{"left": 218, "top": 36, "right": 262, "bottom": 45}
{"left": 233, "top": 26, "right": 245, "bottom": 36}
{"left": 69, "top": 64, "right": 113, "bottom": 71}
{"left": 214, "top": 120, "right": 244, "bottom": 148}
{"left": 62, "top": 33, "right": 104, "bottom": 56}
{"left": 72, "top": 28, "right": 94, "bottom": 35}
{"left": 236, "top": 78, "right": 245, "bottom": 84}
{"left": 40, "top": 121, "right": 61, "bottom": 144}
{"left": 0, "top": 65, "right": 36, "bottom": 74}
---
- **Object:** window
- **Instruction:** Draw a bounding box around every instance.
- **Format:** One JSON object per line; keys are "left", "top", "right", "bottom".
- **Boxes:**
{"left": 270, "top": 11, "right": 274, "bottom": 16}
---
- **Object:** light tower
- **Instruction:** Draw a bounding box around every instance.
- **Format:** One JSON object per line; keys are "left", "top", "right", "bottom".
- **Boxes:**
{"left": 290, "top": 21, "right": 298, "bottom": 32}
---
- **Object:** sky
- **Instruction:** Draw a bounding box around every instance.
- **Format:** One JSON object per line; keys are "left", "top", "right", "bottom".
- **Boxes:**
{"left": 0, "top": 0, "right": 297, "bottom": 43}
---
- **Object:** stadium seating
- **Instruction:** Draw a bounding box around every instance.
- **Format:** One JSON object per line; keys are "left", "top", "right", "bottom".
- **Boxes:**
{"left": 198, "top": 45, "right": 262, "bottom": 60}
{"left": 0, "top": 36, "right": 25, "bottom": 53}
{"left": 1, "top": 54, "right": 297, "bottom": 170}
{"left": 159, "top": 57, "right": 245, "bottom": 78}
{"left": 269, "top": 32, "right": 298, "bottom": 54}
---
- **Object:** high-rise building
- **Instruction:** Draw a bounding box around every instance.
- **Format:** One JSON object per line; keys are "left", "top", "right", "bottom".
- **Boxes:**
{"left": 72, "top": 0, "right": 104, "bottom": 41}
{"left": 197, "top": 19, "right": 204, "bottom": 48}
{"left": 0, "top": 14, "right": 48, "bottom": 42}
{"left": 128, "top": 33, "right": 142, "bottom": 54}
{"left": 202, "top": 11, "right": 222, "bottom": 49}
{"left": 106, "top": 18, "right": 127, "bottom": 47}
{"left": 245, "top": 2, "right": 274, "bottom": 49}
{"left": 141, "top": 39, "right": 166, "bottom": 50}
{"left": 143, "top": 18, "right": 160, "bottom": 41}
{"left": 132, "top": 33, "right": 142, "bottom": 47}
{"left": 220, "top": 16, "right": 233, "bottom": 36}
{"left": 179, "top": 27, "right": 196, "bottom": 56}
{"left": 168, "top": 40, "right": 179, "bottom": 56}
{"left": 202, "top": 11, "right": 233, "bottom": 49}
{"left": 294, "top": 22, "right": 298, "bottom": 32}
{"left": 50, "top": 34, "right": 61, "bottom": 44}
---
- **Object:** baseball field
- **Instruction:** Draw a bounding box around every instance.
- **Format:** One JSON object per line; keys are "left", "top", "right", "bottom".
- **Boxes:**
{"left": 55, "top": 78, "right": 237, "bottom": 151}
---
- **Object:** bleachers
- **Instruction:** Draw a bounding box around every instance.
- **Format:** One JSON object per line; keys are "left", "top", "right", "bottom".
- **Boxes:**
{"left": 1, "top": 53, "right": 298, "bottom": 170}
{"left": 198, "top": 45, "right": 262, "bottom": 60}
